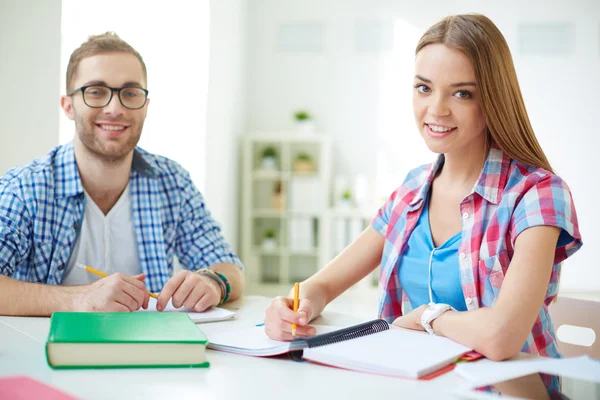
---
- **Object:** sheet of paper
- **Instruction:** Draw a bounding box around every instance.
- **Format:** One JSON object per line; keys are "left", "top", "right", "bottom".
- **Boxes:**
{"left": 455, "top": 355, "right": 600, "bottom": 387}
{"left": 455, "top": 357, "right": 551, "bottom": 386}
{"left": 0, "top": 376, "right": 78, "bottom": 400}
{"left": 540, "top": 356, "right": 600, "bottom": 383}
{"left": 138, "top": 297, "right": 235, "bottom": 323}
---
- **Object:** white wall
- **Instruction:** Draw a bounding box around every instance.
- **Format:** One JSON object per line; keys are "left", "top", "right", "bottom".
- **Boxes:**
{"left": 60, "top": 0, "right": 210, "bottom": 190}
{"left": 245, "top": 0, "right": 600, "bottom": 293}
{"left": 205, "top": 0, "right": 249, "bottom": 251}
{"left": 0, "top": 0, "right": 61, "bottom": 174}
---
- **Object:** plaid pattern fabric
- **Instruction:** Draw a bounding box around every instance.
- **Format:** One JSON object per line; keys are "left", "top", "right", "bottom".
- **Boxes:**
{"left": 371, "top": 143, "right": 582, "bottom": 358}
{"left": 0, "top": 142, "right": 243, "bottom": 293}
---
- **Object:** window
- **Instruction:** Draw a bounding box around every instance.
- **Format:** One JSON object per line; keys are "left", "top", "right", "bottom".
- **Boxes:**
{"left": 374, "top": 20, "right": 431, "bottom": 202}
{"left": 60, "top": 0, "right": 210, "bottom": 187}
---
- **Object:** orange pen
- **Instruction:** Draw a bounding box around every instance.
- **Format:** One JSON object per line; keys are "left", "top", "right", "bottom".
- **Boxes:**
{"left": 291, "top": 282, "right": 300, "bottom": 337}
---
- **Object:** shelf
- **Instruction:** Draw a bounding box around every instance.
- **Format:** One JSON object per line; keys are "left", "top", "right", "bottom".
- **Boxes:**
{"left": 252, "top": 246, "right": 319, "bottom": 256}
{"left": 252, "top": 170, "right": 320, "bottom": 180}
{"left": 290, "top": 171, "right": 319, "bottom": 178}
{"left": 289, "top": 249, "right": 319, "bottom": 256}
{"left": 252, "top": 209, "right": 285, "bottom": 218}
{"left": 253, "top": 209, "right": 328, "bottom": 218}
{"left": 288, "top": 210, "right": 325, "bottom": 217}
{"left": 328, "top": 209, "right": 374, "bottom": 219}
{"left": 243, "top": 135, "right": 332, "bottom": 287}
{"left": 253, "top": 246, "right": 283, "bottom": 256}
{"left": 252, "top": 169, "right": 284, "bottom": 180}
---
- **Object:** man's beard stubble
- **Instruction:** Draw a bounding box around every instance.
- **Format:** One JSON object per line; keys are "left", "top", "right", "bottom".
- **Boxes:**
{"left": 74, "top": 112, "right": 143, "bottom": 163}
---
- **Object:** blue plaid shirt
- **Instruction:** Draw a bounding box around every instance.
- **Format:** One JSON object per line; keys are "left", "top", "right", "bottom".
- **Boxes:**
{"left": 0, "top": 142, "right": 243, "bottom": 293}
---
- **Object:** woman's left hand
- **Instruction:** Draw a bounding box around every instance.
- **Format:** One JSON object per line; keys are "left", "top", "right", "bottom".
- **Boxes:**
{"left": 391, "top": 304, "right": 428, "bottom": 331}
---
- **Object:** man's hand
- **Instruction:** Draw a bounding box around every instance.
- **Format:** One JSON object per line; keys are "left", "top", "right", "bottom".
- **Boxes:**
{"left": 156, "top": 270, "right": 221, "bottom": 312}
{"left": 73, "top": 273, "right": 150, "bottom": 312}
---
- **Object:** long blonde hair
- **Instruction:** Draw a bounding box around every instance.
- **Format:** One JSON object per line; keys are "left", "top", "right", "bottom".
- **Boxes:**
{"left": 416, "top": 14, "right": 553, "bottom": 173}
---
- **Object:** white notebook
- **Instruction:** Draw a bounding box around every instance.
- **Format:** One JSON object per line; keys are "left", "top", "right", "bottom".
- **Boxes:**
{"left": 208, "top": 325, "right": 337, "bottom": 356}
{"left": 303, "top": 327, "right": 471, "bottom": 379}
{"left": 208, "top": 319, "right": 471, "bottom": 378}
{"left": 138, "top": 297, "right": 236, "bottom": 323}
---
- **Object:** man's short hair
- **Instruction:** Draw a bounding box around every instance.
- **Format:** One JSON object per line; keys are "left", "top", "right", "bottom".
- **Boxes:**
{"left": 65, "top": 32, "right": 147, "bottom": 92}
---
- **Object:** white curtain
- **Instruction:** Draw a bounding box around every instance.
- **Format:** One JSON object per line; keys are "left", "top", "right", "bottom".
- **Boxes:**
{"left": 374, "top": 19, "right": 432, "bottom": 203}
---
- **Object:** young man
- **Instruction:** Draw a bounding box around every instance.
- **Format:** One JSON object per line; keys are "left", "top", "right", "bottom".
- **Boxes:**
{"left": 0, "top": 32, "right": 244, "bottom": 316}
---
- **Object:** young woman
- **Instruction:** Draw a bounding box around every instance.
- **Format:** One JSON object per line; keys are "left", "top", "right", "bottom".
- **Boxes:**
{"left": 264, "top": 13, "right": 582, "bottom": 368}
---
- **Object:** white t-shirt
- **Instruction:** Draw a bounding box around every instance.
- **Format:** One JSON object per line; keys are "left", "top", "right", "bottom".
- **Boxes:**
{"left": 62, "top": 185, "right": 141, "bottom": 285}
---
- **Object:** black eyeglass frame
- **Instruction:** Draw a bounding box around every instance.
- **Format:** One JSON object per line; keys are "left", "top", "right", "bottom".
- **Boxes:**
{"left": 68, "top": 85, "right": 149, "bottom": 110}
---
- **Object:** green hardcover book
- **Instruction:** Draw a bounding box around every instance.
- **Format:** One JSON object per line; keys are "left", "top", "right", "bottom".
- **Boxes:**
{"left": 46, "top": 312, "right": 209, "bottom": 369}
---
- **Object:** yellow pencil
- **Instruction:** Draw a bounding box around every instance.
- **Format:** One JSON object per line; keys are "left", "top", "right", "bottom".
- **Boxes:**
{"left": 292, "top": 282, "right": 300, "bottom": 337}
{"left": 76, "top": 263, "right": 158, "bottom": 299}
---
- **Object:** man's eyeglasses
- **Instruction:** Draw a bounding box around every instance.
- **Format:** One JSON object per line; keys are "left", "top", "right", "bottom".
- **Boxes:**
{"left": 68, "top": 85, "right": 149, "bottom": 110}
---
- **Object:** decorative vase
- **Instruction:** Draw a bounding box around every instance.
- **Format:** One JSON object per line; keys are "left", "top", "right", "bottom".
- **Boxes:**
{"left": 262, "top": 156, "right": 277, "bottom": 169}
{"left": 262, "top": 237, "right": 277, "bottom": 251}
{"left": 295, "top": 120, "right": 315, "bottom": 134}
{"left": 293, "top": 160, "right": 314, "bottom": 173}
{"left": 338, "top": 198, "right": 353, "bottom": 210}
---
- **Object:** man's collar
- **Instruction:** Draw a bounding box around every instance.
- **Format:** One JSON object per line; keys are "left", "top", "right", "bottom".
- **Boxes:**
{"left": 54, "top": 142, "right": 158, "bottom": 198}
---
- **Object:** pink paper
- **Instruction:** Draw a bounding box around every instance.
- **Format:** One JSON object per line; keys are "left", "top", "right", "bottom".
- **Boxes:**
{"left": 0, "top": 376, "right": 78, "bottom": 400}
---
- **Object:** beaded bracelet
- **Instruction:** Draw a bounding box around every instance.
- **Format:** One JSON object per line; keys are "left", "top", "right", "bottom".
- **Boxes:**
{"left": 214, "top": 271, "right": 231, "bottom": 304}
{"left": 196, "top": 269, "right": 231, "bottom": 305}
{"left": 196, "top": 269, "right": 226, "bottom": 303}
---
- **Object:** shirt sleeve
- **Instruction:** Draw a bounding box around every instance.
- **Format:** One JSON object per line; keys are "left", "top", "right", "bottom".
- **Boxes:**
{"left": 371, "top": 190, "right": 396, "bottom": 236}
{"left": 174, "top": 170, "right": 244, "bottom": 271}
{"left": 370, "top": 166, "right": 426, "bottom": 236}
{"left": 0, "top": 187, "right": 32, "bottom": 277}
{"left": 510, "top": 173, "right": 582, "bottom": 265}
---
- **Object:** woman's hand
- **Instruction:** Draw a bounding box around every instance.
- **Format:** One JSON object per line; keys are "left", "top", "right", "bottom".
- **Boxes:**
{"left": 264, "top": 296, "right": 317, "bottom": 341}
{"left": 391, "top": 304, "right": 428, "bottom": 331}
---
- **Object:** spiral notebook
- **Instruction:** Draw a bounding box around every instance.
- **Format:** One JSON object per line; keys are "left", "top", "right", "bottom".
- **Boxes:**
{"left": 208, "top": 319, "right": 471, "bottom": 379}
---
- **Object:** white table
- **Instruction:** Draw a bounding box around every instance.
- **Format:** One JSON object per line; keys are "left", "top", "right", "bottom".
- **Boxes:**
{"left": 0, "top": 296, "right": 481, "bottom": 400}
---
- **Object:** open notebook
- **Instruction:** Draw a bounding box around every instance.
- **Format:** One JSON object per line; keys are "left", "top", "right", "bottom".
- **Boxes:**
{"left": 208, "top": 319, "right": 471, "bottom": 379}
{"left": 138, "top": 297, "right": 235, "bottom": 323}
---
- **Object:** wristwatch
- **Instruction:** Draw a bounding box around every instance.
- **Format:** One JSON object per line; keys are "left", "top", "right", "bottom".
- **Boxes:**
{"left": 420, "top": 303, "right": 454, "bottom": 335}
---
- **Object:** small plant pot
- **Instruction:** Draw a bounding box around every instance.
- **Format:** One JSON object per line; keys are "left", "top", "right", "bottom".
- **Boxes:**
{"left": 262, "top": 156, "right": 277, "bottom": 169}
{"left": 262, "top": 238, "right": 277, "bottom": 251}
{"left": 295, "top": 120, "right": 315, "bottom": 134}
{"left": 338, "top": 198, "right": 353, "bottom": 210}
{"left": 293, "top": 160, "right": 314, "bottom": 173}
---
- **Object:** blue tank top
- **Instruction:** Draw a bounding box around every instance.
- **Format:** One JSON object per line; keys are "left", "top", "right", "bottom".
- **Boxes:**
{"left": 398, "top": 195, "right": 468, "bottom": 311}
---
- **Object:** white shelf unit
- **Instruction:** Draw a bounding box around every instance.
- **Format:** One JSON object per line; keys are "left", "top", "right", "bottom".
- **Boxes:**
{"left": 241, "top": 134, "right": 332, "bottom": 288}
{"left": 324, "top": 209, "right": 380, "bottom": 289}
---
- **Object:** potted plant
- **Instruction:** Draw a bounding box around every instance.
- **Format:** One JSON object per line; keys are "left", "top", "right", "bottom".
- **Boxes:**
{"left": 294, "top": 110, "right": 315, "bottom": 134}
{"left": 339, "top": 189, "right": 353, "bottom": 209}
{"left": 293, "top": 152, "right": 314, "bottom": 173}
{"left": 262, "top": 229, "right": 277, "bottom": 251}
{"left": 261, "top": 146, "right": 277, "bottom": 169}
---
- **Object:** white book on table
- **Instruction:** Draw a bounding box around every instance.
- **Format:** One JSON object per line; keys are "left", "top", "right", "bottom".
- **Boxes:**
{"left": 138, "top": 297, "right": 236, "bottom": 323}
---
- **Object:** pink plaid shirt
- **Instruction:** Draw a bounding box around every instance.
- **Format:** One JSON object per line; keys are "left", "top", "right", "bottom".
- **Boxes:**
{"left": 371, "top": 144, "right": 582, "bottom": 357}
